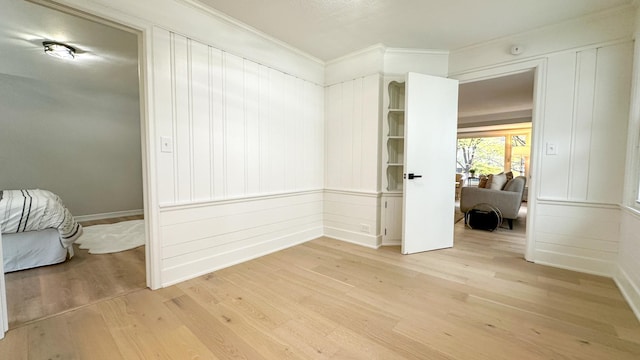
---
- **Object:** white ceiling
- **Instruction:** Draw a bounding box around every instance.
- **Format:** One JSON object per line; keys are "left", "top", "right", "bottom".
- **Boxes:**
{"left": 0, "top": 0, "right": 632, "bottom": 123}
{"left": 194, "top": 0, "right": 632, "bottom": 61}
{"left": 458, "top": 70, "right": 535, "bottom": 127}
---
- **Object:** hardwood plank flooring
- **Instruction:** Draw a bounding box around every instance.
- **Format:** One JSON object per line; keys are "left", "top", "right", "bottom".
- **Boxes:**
{"left": 5, "top": 216, "right": 146, "bottom": 328}
{"left": 2, "top": 221, "right": 639, "bottom": 359}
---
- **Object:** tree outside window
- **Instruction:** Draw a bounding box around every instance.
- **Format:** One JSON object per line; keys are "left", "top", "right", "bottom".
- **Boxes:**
{"left": 456, "top": 129, "right": 530, "bottom": 181}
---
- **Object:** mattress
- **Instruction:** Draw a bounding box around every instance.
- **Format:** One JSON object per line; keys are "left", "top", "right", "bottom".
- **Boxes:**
{"left": 2, "top": 229, "right": 72, "bottom": 272}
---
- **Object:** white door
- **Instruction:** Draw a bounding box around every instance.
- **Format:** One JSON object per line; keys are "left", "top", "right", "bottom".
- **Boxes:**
{"left": 401, "top": 73, "right": 459, "bottom": 254}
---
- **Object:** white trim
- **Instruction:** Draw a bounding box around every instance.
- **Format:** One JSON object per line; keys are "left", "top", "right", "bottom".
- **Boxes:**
{"left": 381, "top": 239, "right": 401, "bottom": 247}
{"left": 450, "top": 58, "right": 546, "bottom": 263}
{"left": 325, "top": 43, "right": 386, "bottom": 65}
{"left": 159, "top": 189, "right": 324, "bottom": 211}
{"left": 74, "top": 209, "right": 144, "bottom": 222}
{"left": 449, "top": 4, "right": 635, "bottom": 54}
{"left": 0, "top": 232, "right": 6, "bottom": 339}
{"left": 534, "top": 250, "right": 615, "bottom": 277}
{"left": 615, "top": 265, "right": 640, "bottom": 322}
{"left": 179, "top": 0, "right": 324, "bottom": 66}
{"left": 323, "top": 188, "right": 381, "bottom": 198}
{"left": 385, "top": 47, "right": 449, "bottom": 56}
{"left": 536, "top": 199, "right": 621, "bottom": 209}
{"left": 324, "top": 227, "right": 381, "bottom": 249}
{"left": 161, "top": 227, "right": 323, "bottom": 286}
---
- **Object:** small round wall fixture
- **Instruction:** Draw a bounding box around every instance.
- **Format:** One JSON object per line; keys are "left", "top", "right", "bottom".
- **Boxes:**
{"left": 43, "top": 41, "right": 76, "bottom": 60}
{"left": 510, "top": 45, "right": 523, "bottom": 55}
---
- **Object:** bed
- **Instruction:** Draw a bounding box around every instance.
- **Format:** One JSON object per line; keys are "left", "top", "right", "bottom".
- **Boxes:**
{"left": 0, "top": 189, "right": 83, "bottom": 272}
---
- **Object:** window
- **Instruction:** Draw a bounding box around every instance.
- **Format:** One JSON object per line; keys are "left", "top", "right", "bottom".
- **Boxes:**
{"left": 457, "top": 127, "right": 531, "bottom": 180}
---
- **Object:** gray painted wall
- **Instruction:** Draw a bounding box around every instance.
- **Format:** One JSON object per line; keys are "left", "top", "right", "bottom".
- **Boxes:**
{"left": 0, "top": 73, "right": 142, "bottom": 216}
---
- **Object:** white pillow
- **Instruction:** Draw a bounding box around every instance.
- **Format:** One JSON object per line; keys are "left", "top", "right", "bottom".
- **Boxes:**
{"left": 489, "top": 172, "right": 507, "bottom": 190}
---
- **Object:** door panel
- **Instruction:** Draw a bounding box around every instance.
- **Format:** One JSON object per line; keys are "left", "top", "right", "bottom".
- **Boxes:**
{"left": 401, "top": 73, "right": 459, "bottom": 254}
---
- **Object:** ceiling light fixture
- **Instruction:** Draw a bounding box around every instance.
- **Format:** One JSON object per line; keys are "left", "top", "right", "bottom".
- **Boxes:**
{"left": 43, "top": 41, "right": 76, "bottom": 60}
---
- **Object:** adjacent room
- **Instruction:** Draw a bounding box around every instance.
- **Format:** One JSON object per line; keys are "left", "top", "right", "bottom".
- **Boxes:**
{"left": 456, "top": 71, "right": 534, "bottom": 237}
{"left": 0, "top": 0, "right": 146, "bottom": 328}
{"left": 1, "top": 0, "right": 639, "bottom": 358}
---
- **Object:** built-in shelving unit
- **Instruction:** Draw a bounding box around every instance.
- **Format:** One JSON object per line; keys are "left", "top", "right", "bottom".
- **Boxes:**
{"left": 384, "top": 80, "right": 406, "bottom": 192}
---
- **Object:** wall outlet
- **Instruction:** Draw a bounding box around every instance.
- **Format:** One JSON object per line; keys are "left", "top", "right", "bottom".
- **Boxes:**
{"left": 360, "top": 224, "right": 370, "bottom": 234}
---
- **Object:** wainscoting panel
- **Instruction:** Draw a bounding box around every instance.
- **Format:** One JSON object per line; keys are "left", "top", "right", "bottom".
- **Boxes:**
{"left": 617, "top": 208, "right": 640, "bottom": 320}
{"left": 152, "top": 28, "right": 324, "bottom": 206}
{"left": 533, "top": 201, "right": 620, "bottom": 276}
{"left": 323, "top": 190, "right": 381, "bottom": 248}
{"left": 159, "top": 191, "right": 323, "bottom": 286}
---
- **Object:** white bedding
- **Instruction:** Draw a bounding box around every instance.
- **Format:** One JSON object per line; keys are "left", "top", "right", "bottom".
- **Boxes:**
{"left": 0, "top": 189, "right": 82, "bottom": 247}
{"left": 2, "top": 229, "right": 72, "bottom": 272}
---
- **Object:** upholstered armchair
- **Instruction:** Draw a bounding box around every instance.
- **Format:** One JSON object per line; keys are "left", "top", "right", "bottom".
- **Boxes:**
{"left": 460, "top": 176, "right": 526, "bottom": 229}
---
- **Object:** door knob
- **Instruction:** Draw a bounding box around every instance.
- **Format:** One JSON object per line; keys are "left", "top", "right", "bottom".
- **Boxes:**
{"left": 406, "top": 173, "right": 422, "bottom": 180}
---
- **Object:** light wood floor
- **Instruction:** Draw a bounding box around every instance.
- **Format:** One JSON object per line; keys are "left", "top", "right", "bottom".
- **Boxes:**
{"left": 2, "top": 221, "right": 639, "bottom": 359}
{"left": 4, "top": 216, "right": 146, "bottom": 328}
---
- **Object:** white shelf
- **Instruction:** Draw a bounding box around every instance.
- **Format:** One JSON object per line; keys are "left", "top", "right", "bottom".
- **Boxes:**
{"left": 384, "top": 79, "right": 406, "bottom": 193}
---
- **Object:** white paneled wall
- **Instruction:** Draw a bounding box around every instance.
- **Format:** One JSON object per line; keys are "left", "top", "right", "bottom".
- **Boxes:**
{"left": 538, "top": 42, "right": 633, "bottom": 203}
{"left": 534, "top": 202, "right": 620, "bottom": 275}
{"left": 324, "top": 75, "right": 382, "bottom": 247}
{"left": 323, "top": 190, "right": 381, "bottom": 248}
{"left": 531, "top": 42, "right": 632, "bottom": 276}
{"left": 617, "top": 209, "right": 640, "bottom": 319}
{"left": 325, "top": 75, "right": 381, "bottom": 192}
{"left": 152, "top": 27, "right": 324, "bottom": 285}
{"left": 160, "top": 192, "right": 323, "bottom": 285}
{"left": 153, "top": 28, "right": 324, "bottom": 205}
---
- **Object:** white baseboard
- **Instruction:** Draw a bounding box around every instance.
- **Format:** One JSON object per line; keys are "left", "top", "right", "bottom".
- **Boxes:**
{"left": 381, "top": 239, "right": 401, "bottom": 246}
{"left": 533, "top": 249, "right": 615, "bottom": 277}
{"left": 75, "top": 209, "right": 144, "bottom": 222}
{"left": 162, "top": 227, "right": 323, "bottom": 287}
{"left": 323, "top": 226, "right": 380, "bottom": 249}
{"left": 614, "top": 266, "right": 640, "bottom": 322}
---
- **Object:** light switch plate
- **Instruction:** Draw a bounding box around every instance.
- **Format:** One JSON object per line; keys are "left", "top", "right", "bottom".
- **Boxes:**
{"left": 546, "top": 142, "right": 557, "bottom": 155}
{"left": 160, "top": 136, "right": 173, "bottom": 153}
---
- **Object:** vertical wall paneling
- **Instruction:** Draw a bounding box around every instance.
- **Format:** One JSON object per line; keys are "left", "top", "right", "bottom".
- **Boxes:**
{"left": 325, "top": 84, "right": 342, "bottom": 189}
{"left": 270, "top": 69, "right": 286, "bottom": 194}
{"left": 224, "top": 53, "right": 247, "bottom": 198}
{"left": 352, "top": 79, "right": 364, "bottom": 190}
{"left": 362, "top": 75, "right": 381, "bottom": 191}
{"left": 587, "top": 43, "right": 633, "bottom": 203}
{"left": 538, "top": 52, "right": 576, "bottom": 199}
{"left": 173, "top": 34, "right": 192, "bottom": 202}
{"left": 152, "top": 27, "right": 325, "bottom": 285}
{"left": 324, "top": 74, "right": 381, "bottom": 192}
{"left": 153, "top": 28, "right": 324, "bottom": 205}
{"left": 258, "top": 65, "right": 271, "bottom": 193}
{"left": 210, "top": 48, "right": 225, "bottom": 200}
{"left": 153, "top": 28, "right": 176, "bottom": 205}
{"left": 568, "top": 49, "right": 597, "bottom": 201}
{"left": 244, "top": 59, "right": 261, "bottom": 195}
{"left": 190, "top": 39, "right": 212, "bottom": 201}
{"left": 341, "top": 80, "right": 355, "bottom": 188}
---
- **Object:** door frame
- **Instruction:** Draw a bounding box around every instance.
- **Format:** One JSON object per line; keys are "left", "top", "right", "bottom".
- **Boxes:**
{"left": 450, "top": 58, "right": 547, "bottom": 261}
{"left": 0, "top": 0, "right": 160, "bottom": 338}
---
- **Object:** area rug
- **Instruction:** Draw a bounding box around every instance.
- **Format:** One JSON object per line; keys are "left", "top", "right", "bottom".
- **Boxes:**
{"left": 75, "top": 220, "right": 145, "bottom": 254}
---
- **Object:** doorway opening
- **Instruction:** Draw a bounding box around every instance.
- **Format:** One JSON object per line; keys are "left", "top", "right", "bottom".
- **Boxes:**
{"left": 0, "top": 0, "right": 148, "bottom": 328}
{"left": 455, "top": 69, "right": 536, "bottom": 253}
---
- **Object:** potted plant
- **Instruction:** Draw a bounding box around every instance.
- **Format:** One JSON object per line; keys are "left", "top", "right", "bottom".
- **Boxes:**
{"left": 469, "top": 168, "right": 476, "bottom": 178}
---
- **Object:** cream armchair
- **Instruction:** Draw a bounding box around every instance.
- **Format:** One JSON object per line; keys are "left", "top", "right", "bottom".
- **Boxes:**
{"left": 460, "top": 176, "right": 526, "bottom": 229}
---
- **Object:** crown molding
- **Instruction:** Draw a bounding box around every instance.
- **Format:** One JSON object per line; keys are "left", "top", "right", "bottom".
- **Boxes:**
{"left": 179, "top": 0, "right": 324, "bottom": 65}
